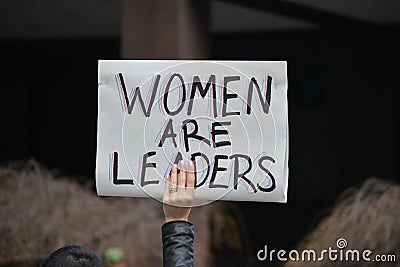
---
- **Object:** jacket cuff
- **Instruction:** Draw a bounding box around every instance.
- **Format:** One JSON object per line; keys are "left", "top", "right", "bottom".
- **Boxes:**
{"left": 162, "top": 220, "right": 194, "bottom": 236}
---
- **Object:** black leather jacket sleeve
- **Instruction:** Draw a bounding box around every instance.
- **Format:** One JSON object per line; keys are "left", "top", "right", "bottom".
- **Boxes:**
{"left": 162, "top": 220, "right": 194, "bottom": 267}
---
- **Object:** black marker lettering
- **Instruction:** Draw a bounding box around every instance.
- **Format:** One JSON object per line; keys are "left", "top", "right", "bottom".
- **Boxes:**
{"left": 158, "top": 119, "right": 177, "bottom": 148}
{"left": 140, "top": 151, "right": 159, "bottom": 187}
{"left": 118, "top": 73, "right": 160, "bottom": 117}
{"left": 163, "top": 73, "right": 186, "bottom": 116}
{"left": 182, "top": 119, "right": 211, "bottom": 152}
{"left": 111, "top": 151, "right": 134, "bottom": 185}
{"left": 222, "top": 76, "right": 241, "bottom": 117}
{"left": 246, "top": 76, "right": 272, "bottom": 115}
{"left": 187, "top": 75, "right": 217, "bottom": 118}
{"left": 211, "top": 121, "right": 231, "bottom": 148}
{"left": 209, "top": 155, "right": 229, "bottom": 188}
{"left": 190, "top": 152, "right": 210, "bottom": 188}
{"left": 230, "top": 154, "right": 257, "bottom": 192}
{"left": 257, "top": 155, "right": 276, "bottom": 192}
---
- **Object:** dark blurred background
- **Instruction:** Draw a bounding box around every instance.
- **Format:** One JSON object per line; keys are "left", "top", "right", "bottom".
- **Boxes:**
{"left": 0, "top": 0, "right": 399, "bottom": 265}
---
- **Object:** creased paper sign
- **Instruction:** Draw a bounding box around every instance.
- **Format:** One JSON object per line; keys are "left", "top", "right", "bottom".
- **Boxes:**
{"left": 96, "top": 60, "right": 288, "bottom": 203}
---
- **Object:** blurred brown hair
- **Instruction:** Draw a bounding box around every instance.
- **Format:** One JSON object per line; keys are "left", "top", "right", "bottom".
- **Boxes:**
{"left": 0, "top": 160, "right": 251, "bottom": 267}
{"left": 285, "top": 177, "right": 400, "bottom": 267}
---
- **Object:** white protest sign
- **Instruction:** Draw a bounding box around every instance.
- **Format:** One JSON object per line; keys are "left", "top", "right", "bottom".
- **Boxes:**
{"left": 96, "top": 60, "right": 288, "bottom": 203}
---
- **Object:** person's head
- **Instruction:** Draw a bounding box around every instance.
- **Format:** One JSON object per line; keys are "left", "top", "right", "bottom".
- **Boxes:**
{"left": 42, "top": 245, "right": 103, "bottom": 267}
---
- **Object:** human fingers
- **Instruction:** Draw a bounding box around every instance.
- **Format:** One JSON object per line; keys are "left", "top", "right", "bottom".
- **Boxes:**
{"left": 187, "top": 160, "right": 195, "bottom": 196}
{"left": 163, "top": 174, "right": 171, "bottom": 202}
{"left": 178, "top": 160, "right": 186, "bottom": 193}
{"left": 170, "top": 163, "right": 178, "bottom": 188}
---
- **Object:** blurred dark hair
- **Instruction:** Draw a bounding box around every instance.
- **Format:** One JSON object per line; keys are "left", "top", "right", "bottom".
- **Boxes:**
{"left": 41, "top": 246, "right": 103, "bottom": 267}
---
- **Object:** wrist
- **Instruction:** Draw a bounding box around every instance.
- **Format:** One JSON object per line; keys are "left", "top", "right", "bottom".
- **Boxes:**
{"left": 165, "top": 216, "right": 189, "bottom": 223}
{"left": 162, "top": 220, "right": 194, "bottom": 229}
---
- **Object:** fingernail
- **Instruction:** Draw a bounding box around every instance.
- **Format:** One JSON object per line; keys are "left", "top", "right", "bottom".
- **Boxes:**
{"left": 180, "top": 160, "right": 185, "bottom": 167}
{"left": 173, "top": 164, "right": 177, "bottom": 169}
{"left": 189, "top": 160, "right": 193, "bottom": 166}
